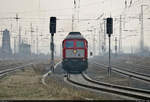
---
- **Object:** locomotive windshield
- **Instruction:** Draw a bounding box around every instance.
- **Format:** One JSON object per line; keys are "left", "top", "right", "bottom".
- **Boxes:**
{"left": 65, "top": 40, "right": 85, "bottom": 48}
{"left": 76, "top": 41, "right": 84, "bottom": 48}
{"left": 65, "top": 41, "right": 74, "bottom": 48}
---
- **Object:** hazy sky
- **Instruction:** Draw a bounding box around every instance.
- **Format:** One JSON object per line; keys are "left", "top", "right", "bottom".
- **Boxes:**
{"left": 0, "top": 0, "right": 149, "bottom": 55}
{"left": 0, "top": 0, "right": 125, "bottom": 17}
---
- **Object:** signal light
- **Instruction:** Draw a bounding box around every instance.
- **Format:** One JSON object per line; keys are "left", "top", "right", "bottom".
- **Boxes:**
{"left": 106, "top": 17, "right": 113, "bottom": 35}
{"left": 50, "top": 17, "right": 56, "bottom": 34}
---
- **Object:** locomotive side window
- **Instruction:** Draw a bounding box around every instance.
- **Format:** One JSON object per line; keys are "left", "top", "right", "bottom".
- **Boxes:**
{"left": 65, "top": 41, "right": 74, "bottom": 48}
{"left": 76, "top": 41, "right": 84, "bottom": 48}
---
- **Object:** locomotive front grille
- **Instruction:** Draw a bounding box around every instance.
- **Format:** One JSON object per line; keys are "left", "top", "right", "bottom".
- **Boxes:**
{"left": 66, "top": 49, "right": 85, "bottom": 58}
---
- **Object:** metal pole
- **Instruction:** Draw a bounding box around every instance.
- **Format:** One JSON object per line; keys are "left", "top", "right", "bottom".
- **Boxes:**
{"left": 140, "top": 5, "right": 144, "bottom": 52}
{"left": 93, "top": 28, "right": 96, "bottom": 56}
{"left": 72, "top": 0, "right": 76, "bottom": 32}
{"left": 99, "top": 30, "right": 101, "bottom": 55}
{"left": 115, "top": 37, "right": 117, "bottom": 55}
{"left": 119, "top": 15, "right": 122, "bottom": 54}
{"left": 18, "top": 26, "right": 21, "bottom": 53}
{"left": 90, "top": 30, "right": 93, "bottom": 55}
{"left": 78, "top": 0, "right": 80, "bottom": 23}
{"left": 14, "top": 37, "right": 17, "bottom": 55}
{"left": 51, "top": 34, "right": 54, "bottom": 72}
{"left": 108, "top": 35, "right": 111, "bottom": 76}
{"left": 36, "top": 27, "right": 39, "bottom": 55}
{"left": 30, "top": 23, "right": 33, "bottom": 54}
{"left": 104, "top": 20, "right": 106, "bottom": 52}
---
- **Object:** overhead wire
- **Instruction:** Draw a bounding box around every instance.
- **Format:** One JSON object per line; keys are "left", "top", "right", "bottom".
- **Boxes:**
{"left": 0, "top": 0, "right": 105, "bottom": 14}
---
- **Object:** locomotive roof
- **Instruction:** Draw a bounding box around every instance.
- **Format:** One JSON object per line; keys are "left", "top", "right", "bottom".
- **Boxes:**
{"left": 65, "top": 32, "right": 85, "bottom": 40}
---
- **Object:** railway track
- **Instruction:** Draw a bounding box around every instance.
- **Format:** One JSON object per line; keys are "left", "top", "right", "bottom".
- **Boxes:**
{"left": 41, "top": 60, "right": 150, "bottom": 99}
{"left": 65, "top": 73, "right": 150, "bottom": 100}
{"left": 41, "top": 61, "right": 62, "bottom": 85}
{"left": 92, "top": 62, "right": 150, "bottom": 82}
{"left": 0, "top": 61, "right": 24, "bottom": 70}
{"left": 0, "top": 63, "right": 33, "bottom": 78}
{"left": 93, "top": 59, "right": 150, "bottom": 76}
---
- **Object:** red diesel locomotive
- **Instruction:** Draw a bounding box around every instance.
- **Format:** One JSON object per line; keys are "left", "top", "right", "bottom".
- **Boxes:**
{"left": 62, "top": 32, "right": 88, "bottom": 73}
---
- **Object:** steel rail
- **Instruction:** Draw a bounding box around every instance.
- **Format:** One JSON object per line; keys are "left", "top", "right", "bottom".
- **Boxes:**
{"left": 105, "top": 61, "right": 150, "bottom": 77}
{"left": 82, "top": 73, "right": 150, "bottom": 96}
{"left": 66, "top": 73, "right": 150, "bottom": 100}
{"left": 93, "top": 62, "right": 150, "bottom": 82}
{"left": 111, "top": 64, "right": 150, "bottom": 77}
{"left": 112, "top": 62, "right": 150, "bottom": 70}
{"left": 93, "top": 59, "right": 150, "bottom": 76}
{"left": 0, "top": 63, "right": 33, "bottom": 78}
{"left": 0, "top": 63, "right": 22, "bottom": 68}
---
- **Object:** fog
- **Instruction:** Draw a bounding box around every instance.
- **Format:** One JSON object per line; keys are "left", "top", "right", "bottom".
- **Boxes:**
{"left": 0, "top": 0, "right": 150, "bottom": 60}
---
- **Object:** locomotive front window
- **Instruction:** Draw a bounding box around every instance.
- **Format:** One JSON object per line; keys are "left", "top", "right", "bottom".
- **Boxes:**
{"left": 65, "top": 41, "right": 74, "bottom": 48}
{"left": 76, "top": 41, "right": 84, "bottom": 48}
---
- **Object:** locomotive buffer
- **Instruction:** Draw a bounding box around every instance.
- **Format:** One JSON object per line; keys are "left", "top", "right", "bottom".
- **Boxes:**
{"left": 50, "top": 17, "right": 56, "bottom": 72}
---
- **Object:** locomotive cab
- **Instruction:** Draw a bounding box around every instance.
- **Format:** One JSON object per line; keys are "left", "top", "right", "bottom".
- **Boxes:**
{"left": 62, "top": 32, "right": 88, "bottom": 73}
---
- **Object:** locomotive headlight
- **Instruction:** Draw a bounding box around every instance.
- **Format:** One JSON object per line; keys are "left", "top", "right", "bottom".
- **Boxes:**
{"left": 82, "top": 58, "right": 86, "bottom": 61}
{"left": 73, "top": 50, "right": 77, "bottom": 54}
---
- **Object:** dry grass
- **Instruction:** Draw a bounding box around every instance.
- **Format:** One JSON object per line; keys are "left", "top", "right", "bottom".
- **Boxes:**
{"left": 44, "top": 75, "right": 101, "bottom": 100}
{"left": 0, "top": 66, "right": 104, "bottom": 100}
{"left": 0, "top": 59, "right": 126, "bottom": 100}
{"left": 32, "top": 59, "right": 60, "bottom": 75}
{"left": 0, "top": 67, "right": 49, "bottom": 100}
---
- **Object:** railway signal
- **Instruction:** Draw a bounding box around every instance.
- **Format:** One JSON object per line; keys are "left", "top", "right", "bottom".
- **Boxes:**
{"left": 106, "top": 17, "right": 113, "bottom": 76}
{"left": 49, "top": 17, "right": 57, "bottom": 72}
{"left": 106, "top": 17, "right": 113, "bottom": 36}
{"left": 50, "top": 17, "right": 56, "bottom": 34}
